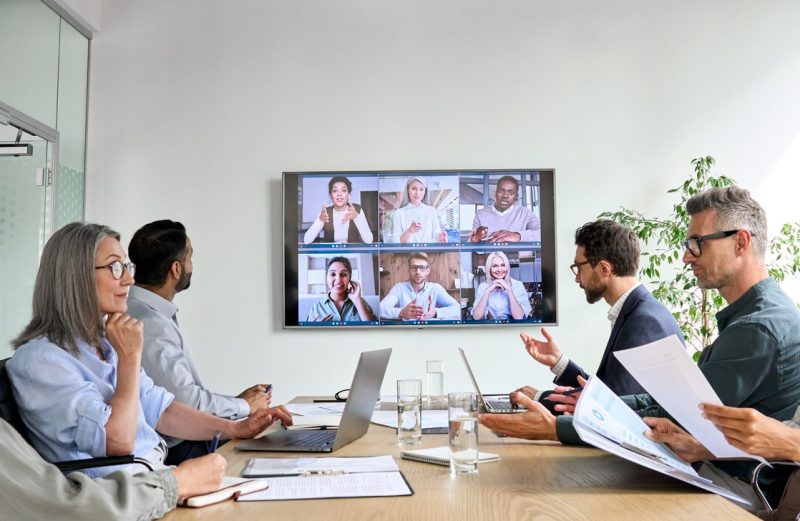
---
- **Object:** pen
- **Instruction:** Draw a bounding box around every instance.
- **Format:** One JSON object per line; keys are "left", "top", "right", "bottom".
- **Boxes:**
{"left": 300, "top": 469, "right": 348, "bottom": 477}
{"left": 559, "top": 386, "right": 584, "bottom": 397}
{"left": 208, "top": 431, "right": 221, "bottom": 453}
{"left": 264, "top": 384, "right": 273, "bottom": 394}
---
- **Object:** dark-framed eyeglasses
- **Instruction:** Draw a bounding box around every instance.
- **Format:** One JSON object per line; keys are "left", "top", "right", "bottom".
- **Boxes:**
{"left": 682, "top": 230, "right": 744, "bottom": 257}
{"left": 95, "top": 261, "right": 136, "bottom": 280}
{"left": 569, "top": 259, "right": 595, "bottom": 276}
{"left": 408, "top": 265, "right": 429, "bottom": 272}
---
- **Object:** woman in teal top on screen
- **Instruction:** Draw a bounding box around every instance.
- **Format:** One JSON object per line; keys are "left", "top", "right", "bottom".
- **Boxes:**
{"left": 306, "top": 257, "right": 376, "bottom": 322}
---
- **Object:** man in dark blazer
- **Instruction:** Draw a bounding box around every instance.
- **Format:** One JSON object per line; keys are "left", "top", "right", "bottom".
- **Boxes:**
{"left": 512, "top": 219, "right": 684, "bottom": 413}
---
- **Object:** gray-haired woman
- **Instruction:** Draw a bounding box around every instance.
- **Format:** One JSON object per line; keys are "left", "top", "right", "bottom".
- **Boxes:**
{"left": 7, "top": 222, "right": 292, "bottom": 477}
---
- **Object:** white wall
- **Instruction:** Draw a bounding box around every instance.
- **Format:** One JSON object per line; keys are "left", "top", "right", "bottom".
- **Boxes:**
{"left": 86, "top": 0, "right": 800, "bottom": 404}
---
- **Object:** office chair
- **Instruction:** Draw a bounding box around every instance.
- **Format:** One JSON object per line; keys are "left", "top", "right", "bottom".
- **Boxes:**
{"left": 0, "top": 357, "right": 154, "bottom": 473}
{"left": 750, "top": 460, "right": 800, "bottom": 512}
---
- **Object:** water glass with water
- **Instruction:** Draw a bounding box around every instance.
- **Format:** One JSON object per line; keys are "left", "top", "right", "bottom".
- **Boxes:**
{"left": 426, "top": 360, "right": 444, "bottom": 402}
{"left": 397, "top": 379, "right": 422, "bottom": 446}
{"left": 448, "top": 392, "right": 479, "bottom": 474}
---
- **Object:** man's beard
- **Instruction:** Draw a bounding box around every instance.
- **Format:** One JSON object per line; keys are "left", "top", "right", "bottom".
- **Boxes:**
{"left": 176, "top": 269, "right": 192, "bottom": 292}
{"left": 583, "top": 284, "right": 605, "bottom": 304}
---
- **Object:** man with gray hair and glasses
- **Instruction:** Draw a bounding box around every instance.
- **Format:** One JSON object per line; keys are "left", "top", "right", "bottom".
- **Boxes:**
{"left": 482, "top": 187, "right": 800, "bottom": 505}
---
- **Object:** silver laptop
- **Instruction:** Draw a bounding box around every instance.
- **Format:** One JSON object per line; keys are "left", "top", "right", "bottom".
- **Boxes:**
{"left": 236, "top": 348, "right": 392, "bottom": 452}
{"left": 458, "top": 347, "right": 524, "bottom": 414}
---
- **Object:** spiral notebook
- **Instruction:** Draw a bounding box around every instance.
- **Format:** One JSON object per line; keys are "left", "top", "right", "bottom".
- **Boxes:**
{"left": 401, "top": 446, "right": 500, "bottom": 467}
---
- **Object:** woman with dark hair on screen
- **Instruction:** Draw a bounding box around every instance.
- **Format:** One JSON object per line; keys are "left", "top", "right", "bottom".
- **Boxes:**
{"left": 392, "top": 176, "right": 447, "bottom": 243}
{"left": 306, "top": 257, "right": 376, "bottom": 322}
{"left": 7, "top": 222, "right": 291, "bottom": 477}
{"left": 303, "top": 176, "right": 373, "bottom": 244}
{"left": 471, "top": 251, "right": 531, "bottom": 320}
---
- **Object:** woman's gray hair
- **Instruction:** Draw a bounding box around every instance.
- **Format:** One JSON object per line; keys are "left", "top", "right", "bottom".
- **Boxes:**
{"left": 404, "top": 176, "right": 428, "bottom": 207}
{"left": 485, "top": 251, "right": 512, "bottom": 284}
{"left": 686, "top": 187, "right": 767, "bottom": 258}
{"left": 12, "top": 222, "right": 120, "bottom": 354}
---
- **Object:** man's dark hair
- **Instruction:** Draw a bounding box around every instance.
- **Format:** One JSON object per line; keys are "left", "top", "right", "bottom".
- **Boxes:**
{"left": 128, "top": 220, "right": 189, "bottom": 286}
{"left": 328, "top": 176, "right": 352, "bottom": 194}
{"left": 574, "top": 219, "right": 639, "bottom": 277}
{"left": 496, "top": 175, "right": 519, "bottom": 191}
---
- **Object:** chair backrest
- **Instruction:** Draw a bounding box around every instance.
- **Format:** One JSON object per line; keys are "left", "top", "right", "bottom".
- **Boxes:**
{"left": 0, "top": 358, "right": 31, "bottom": 443}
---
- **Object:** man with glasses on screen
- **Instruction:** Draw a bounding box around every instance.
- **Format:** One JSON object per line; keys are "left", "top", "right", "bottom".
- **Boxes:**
{"left": 481, "top": 187, "right": 800, "bottom": 505}
{"left": 469, "top": 175, "right": 541, "bottom": 243}
{"left": 379, "top": 252, "right": 460, "bottom": 321}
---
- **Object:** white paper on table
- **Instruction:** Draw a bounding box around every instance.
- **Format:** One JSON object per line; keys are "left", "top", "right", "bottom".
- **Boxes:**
{"left": 236, "top": 471, "right": 412, "bottom": 501}
{"left": 370, "top": 410, "right": 449, "bottom": 429}
{"left": 285, "top": 403, "right": 345, "bottom": 416}
{"left": 573, "top": 376, "right": 751, "bottom": 506}
{"left": 242, "top": 455, "right": 398, "bottom": 477}
{"left": 614, "top": 335, "right": 766, "bottom": 462}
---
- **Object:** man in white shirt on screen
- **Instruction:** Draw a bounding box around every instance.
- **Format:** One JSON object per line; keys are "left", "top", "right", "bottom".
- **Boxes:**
{"left": 379, "top": 252, "right": 460, "bottom": 321}
{"left": 127, "top": 220, "right": 274, "bottom": 465}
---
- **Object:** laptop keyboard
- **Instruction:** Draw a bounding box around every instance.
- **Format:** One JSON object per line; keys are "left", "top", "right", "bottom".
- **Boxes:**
{"left": 487, "top": 400, "right": 515, "bottom": 411}
{"left": 291, "top": 429, "right": 336, "bottom": 446}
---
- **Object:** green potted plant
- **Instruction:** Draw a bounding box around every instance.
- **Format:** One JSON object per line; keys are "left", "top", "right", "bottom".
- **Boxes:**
{"left": 599, "top": 156, "right": 800, "bottom": 356}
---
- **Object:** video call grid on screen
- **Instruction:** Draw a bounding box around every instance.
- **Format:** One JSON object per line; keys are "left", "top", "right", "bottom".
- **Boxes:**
{"left": 283, "top": 169, "right": 557, "bottom": 328}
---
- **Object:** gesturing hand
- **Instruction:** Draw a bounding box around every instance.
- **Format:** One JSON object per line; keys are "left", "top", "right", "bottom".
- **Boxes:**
{"left": 470, "top": 226, "right": 488, "bottom": 243}
{"left": 399, "top": 298, "right": 423, "bottom": 320}
{"left": 342, "top": 203, "right": 359, "bottom": 223}
{"left": 406, "top": 221, "right": 423, "bottom": 234}
{"left": 105, "top": 313, "right": 144, "bottom": 359}
{"left": 319, "top": 204, "right": 330, "bottom": 223}
{"left": 520, "top": 328, "right": 563, "bottom": 369}
{"left": 420, "top": 295, "right": 436, "bottom": 319}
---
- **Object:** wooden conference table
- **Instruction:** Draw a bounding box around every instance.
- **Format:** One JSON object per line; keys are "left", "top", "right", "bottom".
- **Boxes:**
{"left": 163, "top": 399, "right": 756, "bottom": 521}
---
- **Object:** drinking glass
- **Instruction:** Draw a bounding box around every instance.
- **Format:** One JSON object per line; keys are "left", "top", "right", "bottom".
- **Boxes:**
{"left": 448, "top": 392, "right": 479, "bottom": 474}
{"left": 397, "top": 379, "right": 422, "bottom": 446}
{"left": 426, "top": 360, "right": 444, "bottom": 404}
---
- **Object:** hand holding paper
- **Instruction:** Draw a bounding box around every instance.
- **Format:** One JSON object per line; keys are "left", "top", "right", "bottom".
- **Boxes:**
{"left": 613, "top": 335, "right": 766, "bottom": 462}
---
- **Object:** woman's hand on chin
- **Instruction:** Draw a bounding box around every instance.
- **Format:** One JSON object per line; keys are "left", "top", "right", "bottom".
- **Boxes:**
{"left": 105, "top": 313, "right": 144, "bottom": 359}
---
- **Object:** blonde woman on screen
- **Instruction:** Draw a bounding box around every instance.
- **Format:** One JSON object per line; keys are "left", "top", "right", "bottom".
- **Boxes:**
{"left": 392, "top": 177, "right": 447, "bottom": 243}
{"left": 471, "top": 251, "right": 531, "bottom": 320}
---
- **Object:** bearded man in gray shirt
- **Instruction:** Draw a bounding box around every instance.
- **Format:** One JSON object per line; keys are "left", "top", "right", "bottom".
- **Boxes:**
{"left": 127, "top": 220, "right": 272, "bottom": 465}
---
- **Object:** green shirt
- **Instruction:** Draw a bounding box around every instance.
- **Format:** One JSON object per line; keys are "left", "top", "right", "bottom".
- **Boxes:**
{"left": 557, "top": 277, "right": 800, "bottom": 445}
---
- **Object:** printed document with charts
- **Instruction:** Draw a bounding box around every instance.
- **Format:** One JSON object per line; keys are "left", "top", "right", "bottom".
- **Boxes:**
{"left": 573, "top": 375, "right": 750, "bottom": 505}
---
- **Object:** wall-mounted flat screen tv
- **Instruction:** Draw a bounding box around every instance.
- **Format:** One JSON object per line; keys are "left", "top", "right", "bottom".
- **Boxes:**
{"left": 283, "top": 169, "right": 557, "bottom": 328}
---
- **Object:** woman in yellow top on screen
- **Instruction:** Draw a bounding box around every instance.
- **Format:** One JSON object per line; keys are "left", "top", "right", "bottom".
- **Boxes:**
{"left": 306, "top": 257, "right": 377, "bottom": 322}
{"left": 471, "top": 251, "right": 531, "bottom": 320}
{"left": 392, "top": 177, "right": 447, "bottom": 243}
{"left": 303, "top": 176, "right": 373, "bottom": 244}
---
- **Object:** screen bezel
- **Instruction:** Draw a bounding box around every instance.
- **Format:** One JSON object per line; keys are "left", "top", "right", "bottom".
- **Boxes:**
{"left": 283, "top": 169, "right": 557, "bottom": 329}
